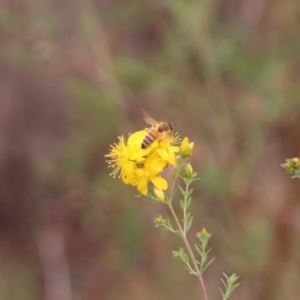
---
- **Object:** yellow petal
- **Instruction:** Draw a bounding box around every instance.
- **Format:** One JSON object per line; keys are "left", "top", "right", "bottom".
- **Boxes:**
{"left": 122, "top": 174, "right": 130, "bottom": 184}
{"left": 122, "top": 161, "right": 135, "bottom": 176}
{"left": 168, "top": 149, "right": 178, "bottom": 167}
{"left": 156, "top": 148, "right": 169, "bottom": 161}
{"left": 148, "top": 155, "right": 167, "bottom": 173}
{"left": 180, "top": 137, "right": 193, "bottom": 158}
{"left": 151, "top": 176, "right": 167, "bottom": 190}
{"left": 153, "top": 187, "right": 165, "bottom": 201}
{"left": 137, "top": 176, "right": 149, "bottom": 195}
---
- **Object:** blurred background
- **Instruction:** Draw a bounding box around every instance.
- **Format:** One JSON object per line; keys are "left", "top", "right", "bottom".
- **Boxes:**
{"left": 1, "top": 0, "right": 300, "bottom": 299}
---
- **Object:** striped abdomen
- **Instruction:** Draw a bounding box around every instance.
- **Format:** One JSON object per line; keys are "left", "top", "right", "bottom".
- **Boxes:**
{"left": 141, "top": 129, "right": 159, "bottom": 149}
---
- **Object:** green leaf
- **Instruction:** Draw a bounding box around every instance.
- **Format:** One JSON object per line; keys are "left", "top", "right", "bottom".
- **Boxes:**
{"left": 292, "top": 169, "right": 300, "bottom": 179}
{"left": 186, "top": 188, "right": 194, "bottom": 197}
{"left": 183, "top": 177, "right": 194, "bottom": 185}
{"left": 185, "top": 216, "right": 193, "bottom": 233}
{"left": 218, "top": 287, "right": 225, "bottom": 298}
{"left": 201, "top": 257, "right": 215, "bottom": 274}
{"left": 221, "top": 278, "right": 227, "bottom": 288}
{"left": 219, "top": 273, "right": 240, "bottom": 300}
{"left": 195, "top": 244, "right": 204, "bottom": 256}
{"left": 166, "top": 218, "right": 173, "bottom": 230}
{"left": 201, "top": 254, "right": 208, "bottom": 265}
{"left": 179, "top": 185, "right": 185, "bottom": 196}
{"left": 183, "top": 254, "right": 189, "bottom": 264}
{"left": 188, "top": 269, "right": 198, "bottom": 276}
{"left": 186, "top": 196, "right": 192, "bottom": 208}
{"left": 184, "top": 212, "right": 191, "bottom": 222}
{"left": 172, "top": 248, "right": 189, "bottom": 265}
{"left": 175, "top": 230, "right": 184, "bottom": 237}
{"left": 179, "top": 199, "right": 185, "bottom": 209}
{"left": 172, "top": 250, "right": 180, "bottom": 259}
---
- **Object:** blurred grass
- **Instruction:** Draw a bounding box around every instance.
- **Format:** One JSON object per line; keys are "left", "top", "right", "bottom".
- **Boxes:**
{"left": 1, "top": 0, "right": 300, "bottom": 299}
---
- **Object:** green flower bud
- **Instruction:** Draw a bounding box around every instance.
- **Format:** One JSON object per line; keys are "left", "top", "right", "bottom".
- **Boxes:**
{"left": 184, "top": 163, "right": 194, "bottom": 179}
{"left": 281, "top": 157, "right": 300, "bottom": 178}
{"left": 199, "top": 228, "right": 211, "bottom": 238}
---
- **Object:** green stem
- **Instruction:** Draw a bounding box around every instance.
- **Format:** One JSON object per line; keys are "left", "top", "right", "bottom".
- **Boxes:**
{"left": 166, "top": 202, "right": 209, "bottom": 300}
{"left": 169, "top": 159, "right": 185, "bottom": 201}
{"left": 183, "top": 182, "right": 190, "bottom": 233}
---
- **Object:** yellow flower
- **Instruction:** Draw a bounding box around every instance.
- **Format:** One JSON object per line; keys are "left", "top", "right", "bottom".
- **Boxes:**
{"left": 145, "top": 132, "right": 180, "bottom": 167}
{"left": 105, "top": 131, "right": 150, "bottom": 186}
{"left": 105, "top": 129, "right": 185, "bottom": 196}
{"left": 136, "top": 152, "right": 168, "bottom": 195}
{"left": 179, "top": 137, "right": 194, "bottom": 158}
{"left": 156, "top": 141, "right": 179, "bottom": 167}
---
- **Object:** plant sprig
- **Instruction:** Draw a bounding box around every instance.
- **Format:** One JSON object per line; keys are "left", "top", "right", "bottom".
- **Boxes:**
{"left": 219, "top": 273, "right": 240, "bottom": 300}
{"left": 151, "top": 155, "right": 239, "bottom": 300}
{"left": 106, "top": 120, "right": 240, "bottom": 299}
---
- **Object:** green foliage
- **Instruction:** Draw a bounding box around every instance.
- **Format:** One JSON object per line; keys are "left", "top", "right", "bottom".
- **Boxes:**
{"left": 195, "top": 229, "right": 215, "bottom": 275}
{"left": 172, "top": 248, "right": 197, "bottom": 276}
{"left": 152, "top": 156, "right": 239, "bottom": 300}
{"left": 4, "top": 0, "right": 300, "bottom": 299}
{"left": 154, "top": 215, "right": 175, "bottom": 233}
{"left": 219, "top": 274, "right": 240, "bottom": 300}
{"left": 282, "top": 157, "right": 300, "bottom": 179}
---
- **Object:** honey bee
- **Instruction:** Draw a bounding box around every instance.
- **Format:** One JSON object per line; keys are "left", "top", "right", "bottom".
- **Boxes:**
{"left": 141, "top": 110, "right": 174, "bottom": 149}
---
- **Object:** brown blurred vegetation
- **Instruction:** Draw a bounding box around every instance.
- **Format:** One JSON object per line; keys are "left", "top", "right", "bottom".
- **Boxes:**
{"left": 0, "top": 0, "right": 300, "bottom": 299}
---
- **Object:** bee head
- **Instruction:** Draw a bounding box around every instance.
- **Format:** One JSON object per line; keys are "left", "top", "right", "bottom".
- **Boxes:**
{"left": 169, "top": 123, "right": 174, "bottom": 132}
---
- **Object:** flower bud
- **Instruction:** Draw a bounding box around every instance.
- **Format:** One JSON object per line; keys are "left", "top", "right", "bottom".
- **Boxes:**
{"left": 281, "top": 157, "right": 300, "bottom": 177}
{"left": 184, "top": 163, "right": 194, "bottom": 179}
{"left": 180, "top": 137, "right": 194, "bottom": 158}
{"left": 199, "top": 228, "right": 211, "bottom": 238}
{"left": 196, "top": 228, "right": 212, "bottom": 248}
{"left": 153, "top": 187, "right": 165, "bottom": 201}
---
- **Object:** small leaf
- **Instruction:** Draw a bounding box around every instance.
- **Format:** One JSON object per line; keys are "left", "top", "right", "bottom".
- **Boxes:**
{"left": 179, "top": 185, "right": 185, "bottom": 196}
{"left": 166, "top": 218, "right": 173, "bottom": 229}
{"left": 232, "top": 283, "right": 240, "bottom": 289}
{"left": 201, "top": 254, "right": 208, "bottom": 266}
{"left": 185, "top": 216, "right": 193, "bottom": 233}
{"left": 186, "top": 196, "right": 192, "bottom": 208}
{"left": 201, "top": 257, "right": 215, "bottom": 274}
{"left": 175, "top": 230, "right": 184, "bottom": 237}
{"left": 221, "top": 278, "right": 227, "bottom": 288}
{"left": 195, "top": 244, "right": 203, "bottom": 256}
{"left": 219, "top": 273, "right": 240, "bottom": 300}
{"left": 218, "top": 287, "right": 225, "bottom": 298}
{"left": 179, "top": 199, "right": 185, "bottom": 209}
{"left": 188, "top": 269, "right": 198, "bottom": 276}
{"left": 186, "top": 188, "right": 194, "bottom": 197}
{"left": 183, "top": 253, "right": 189, "bottom": 264}
{"left": 183, "top": 177, "right": 193, "bottom": 185}
{"left": 172, "top": 251, "right": 180, "bottom": 259}
{"left": 184, "top": 212, "right": 191, "bottom": 222}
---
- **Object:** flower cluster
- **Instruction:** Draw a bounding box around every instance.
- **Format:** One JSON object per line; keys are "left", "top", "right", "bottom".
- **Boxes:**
{"left": 106, "top": 128, "right": 240, "bottom": 300}
{"left": 105, "top": 130, "right": 193, "bottom": 198}
{"left": 281, "top": 157, "right": 300, "bottom": 179}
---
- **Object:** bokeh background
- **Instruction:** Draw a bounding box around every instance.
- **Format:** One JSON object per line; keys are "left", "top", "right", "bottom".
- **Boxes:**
{"left": 1, "top": 0, "right": 300, "bottom": 299}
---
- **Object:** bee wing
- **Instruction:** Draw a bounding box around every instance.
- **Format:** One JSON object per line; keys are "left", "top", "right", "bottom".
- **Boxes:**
{"left": 142, "top": 109, "right": 159, "bottom": 125}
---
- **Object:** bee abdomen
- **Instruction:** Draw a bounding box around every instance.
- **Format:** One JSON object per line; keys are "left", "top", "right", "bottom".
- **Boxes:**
{"left": 141, "top": 131, "right": 156, "bottom": 149}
